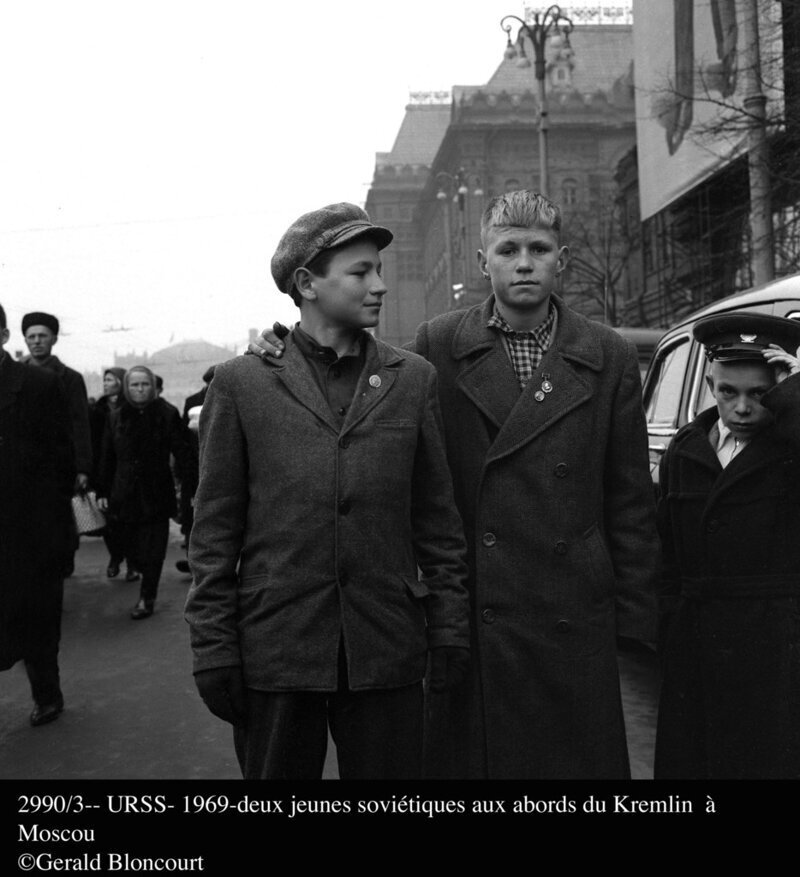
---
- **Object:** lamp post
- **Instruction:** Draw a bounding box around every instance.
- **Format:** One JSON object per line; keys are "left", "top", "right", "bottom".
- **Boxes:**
{"left": 501, "top": 5, "right": 573, "bottom": 197}
{"left": 436, "top": 169, "right": 470, "bottom": 310}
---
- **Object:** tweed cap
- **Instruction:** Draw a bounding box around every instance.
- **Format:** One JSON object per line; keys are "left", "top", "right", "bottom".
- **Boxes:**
{"left": 271, "top": 203, "right": 393, "bottom": 297}
{"left": 694, "top": 311, "right": 800, "bottom": 362}
{"left": 22, "top": 311, "right": 60, "bottom": 335}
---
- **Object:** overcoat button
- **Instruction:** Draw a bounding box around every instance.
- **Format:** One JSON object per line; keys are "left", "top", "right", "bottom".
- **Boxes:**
{"left": 338, "top": 499, "right": 351, "bottom": 515}
{"left": 554, "top": 463, "right": 568, "bottom": 478}
{"left": 556, "top": 619, "right": 571, "bottom": 633}
{"left": 554, "top": 540, "right": 568, "bottom": 555}
{"left": 707, "top": 519, "right": 719, "bottom": 533}
{"left": 482, "top": 532, "right": 497, "bottom": 547}
{"left": 339, "top": 437, "right": 350, "bottom": 449}
{"left": 481, "top": 608, "right": 495, "bottom": 624}
{"left": 339, "top": 571, "right": 348, "bottom": 587}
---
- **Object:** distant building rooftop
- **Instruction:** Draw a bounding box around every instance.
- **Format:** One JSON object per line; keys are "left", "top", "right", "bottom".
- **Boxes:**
{"left": 375, "top": 103, "right": 451, "bottom": 170}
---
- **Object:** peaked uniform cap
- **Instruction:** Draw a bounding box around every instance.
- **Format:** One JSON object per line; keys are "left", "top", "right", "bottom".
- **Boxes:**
{"left": 271, "top": 202, "right": 393, "bottom": 297}
{"left": 694, "top": 311, "right": 800, "bottom": 362}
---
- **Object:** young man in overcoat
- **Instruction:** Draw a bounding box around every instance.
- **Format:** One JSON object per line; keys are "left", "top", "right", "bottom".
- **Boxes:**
{"left": 252, "top": 191, "right": 658, "bottom": 779}
{"left": 186, "top": 203, "right": 469, "bottom": 780}
{"left": 655, "top": 312, "right": 800, "bottom": 779}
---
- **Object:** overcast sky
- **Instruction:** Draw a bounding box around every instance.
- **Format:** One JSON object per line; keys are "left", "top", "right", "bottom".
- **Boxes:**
{"left": 0, "top": 0, "right": 530, "bottom": 373}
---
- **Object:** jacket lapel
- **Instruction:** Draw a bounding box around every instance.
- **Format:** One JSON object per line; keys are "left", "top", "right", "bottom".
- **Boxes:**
{"left": 342, "top": 336, "right": 402, "bottom": 435}
{"left": 452, "top": 298, "right": 522, "bottom": 429}
{"left": 454, "top": 296, "right": 602, "bottom": 463}
{"left": 706, "top": 427, "right": 792, "bottom": 506}
{"left": 270, "top": 336, "right": 340, "bottom": 433}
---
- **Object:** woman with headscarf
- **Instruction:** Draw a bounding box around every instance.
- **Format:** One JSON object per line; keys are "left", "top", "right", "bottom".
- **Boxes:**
{"left": 96, "top": 366, "right": 191, "bottom": 619}
{"left": 90, "top": 367, "right": 139, "bottom": 581}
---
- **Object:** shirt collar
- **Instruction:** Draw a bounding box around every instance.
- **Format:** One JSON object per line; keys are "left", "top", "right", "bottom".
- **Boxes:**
{"left": 293, "top": 324, "right": 364, "bottom": 363}
{"left": 714, "top": 418, "right": 749, "bottom": 452}
{"left": 487, "top": 301, "right": 556, "bottom": 342}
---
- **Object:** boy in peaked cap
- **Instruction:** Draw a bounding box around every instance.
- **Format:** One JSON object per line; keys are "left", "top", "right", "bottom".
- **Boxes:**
{"left": 655, "top": 310, "right": 800, "bottom": 778}
{"left": 185, "top": 203, "right": 469, "bottom": 779}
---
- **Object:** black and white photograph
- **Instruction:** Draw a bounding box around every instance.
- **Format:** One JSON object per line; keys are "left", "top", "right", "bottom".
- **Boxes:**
{"left": 1, "top": 0, "right": 798, "bottom": 859}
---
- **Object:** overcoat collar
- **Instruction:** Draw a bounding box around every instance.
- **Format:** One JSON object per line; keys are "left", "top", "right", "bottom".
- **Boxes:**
{"left": 266, "top": 330, "right": 404, "bottom": 435}
{"left": 451, "top": 295, "right": 604, "bottom": 462}
{"left": 0, "top": 353, "right": 24, "bottom": 414}
{"left": 674, "top": 405, "right": 793, "bottom": 504}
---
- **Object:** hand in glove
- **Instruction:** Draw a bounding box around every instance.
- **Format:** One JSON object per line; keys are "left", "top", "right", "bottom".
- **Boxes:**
{"left": 428, "top": 646, "right": 470, "bottom": 692}
{"left": 194, "top": 666, "right": 247, "bottom": 725}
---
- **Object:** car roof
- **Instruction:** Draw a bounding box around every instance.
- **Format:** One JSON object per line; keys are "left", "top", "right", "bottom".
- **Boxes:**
{"left": 665, "top": 272, "right": 800, "bottom": 337}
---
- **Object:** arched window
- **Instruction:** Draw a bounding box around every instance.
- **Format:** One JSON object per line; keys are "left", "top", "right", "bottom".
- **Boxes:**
{"left": 562, "top": 178, "right": 578, "bottom": 206}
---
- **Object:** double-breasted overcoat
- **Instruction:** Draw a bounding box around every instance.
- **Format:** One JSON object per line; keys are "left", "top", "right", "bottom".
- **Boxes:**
{"left": 186, "top": 333, "right": 469, "bottom": 692}
{"left": 413, "top": 294, "right": 658, "bottom": 779}
{"left": 655, "top": 374, "right": 800, "bottom": 779}
{"left": 0, "top": 354, "right": 74, "bottom": 670}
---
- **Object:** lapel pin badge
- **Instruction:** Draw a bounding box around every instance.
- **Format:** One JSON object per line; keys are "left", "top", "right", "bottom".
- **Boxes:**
{"left": 541, "top": 373, "right": 553, "bottom": 393}
{"left": 369, "top": 375, "right": 382, "bottom": 388}
{"left": 534, "top": 390, "right": 546, "bottom": 402}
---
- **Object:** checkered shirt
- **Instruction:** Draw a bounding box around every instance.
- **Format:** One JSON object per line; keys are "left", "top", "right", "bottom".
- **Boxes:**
{"left": 487, "top": 303, "right": 556, "bottom": 389}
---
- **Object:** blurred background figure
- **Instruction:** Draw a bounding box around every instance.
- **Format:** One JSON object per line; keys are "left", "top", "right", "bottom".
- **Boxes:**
{"left": 89, "top": 367, "right": 140, "bottom": 582}
{"left": 1, "top": 303, "right": 74, "bottom": 726}
{"left": 96, "top": 365, "right": 191, "bottom": 620}
{"left": 175, "top": 364, "right": 216, "bottom": 575}
{"left": 22, "top": 311, "right": 92, "bottom": 578}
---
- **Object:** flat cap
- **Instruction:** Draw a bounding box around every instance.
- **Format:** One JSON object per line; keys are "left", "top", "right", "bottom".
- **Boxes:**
{"left": 271, "top": 203, "right": 393, "bottom": 297}
{"left": 694, "top": 311, "right": 800, "bottom": 362}
{"left": 22, "top": 311, "right": 60, "bottom": 335}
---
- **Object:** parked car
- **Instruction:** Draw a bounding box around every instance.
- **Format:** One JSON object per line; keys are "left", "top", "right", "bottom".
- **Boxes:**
{"left": 614, "top": 326, "right": 667, "bottom": 381}
{"left": 642, "top": 273, "right": 800, "bottom": 483}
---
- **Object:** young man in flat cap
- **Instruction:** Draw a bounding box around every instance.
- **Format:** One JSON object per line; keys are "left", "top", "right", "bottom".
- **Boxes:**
{"left": 655, "top": 311, "right": 800, "bottom": 779}
{"left": 186, "top": 203, "right": 469, "bottom": 780}
{"left": 0, "top": 304, "right": 74, "bottom": 726}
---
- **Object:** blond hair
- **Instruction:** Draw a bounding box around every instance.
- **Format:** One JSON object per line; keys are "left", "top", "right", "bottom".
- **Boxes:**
{"left": 480, "top": 190, "right": 561, "bottom": 246}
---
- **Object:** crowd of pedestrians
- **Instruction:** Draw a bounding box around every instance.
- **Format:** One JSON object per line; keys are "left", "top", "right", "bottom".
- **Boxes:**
{"left": 0, "top": 308, "right": 201, "bottom": 726}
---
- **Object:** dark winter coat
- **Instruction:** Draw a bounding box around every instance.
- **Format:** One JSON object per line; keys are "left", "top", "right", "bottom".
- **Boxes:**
{"left": 97, "top": 398, "right": 189, "bottom": 522}
{"left": 654, "top": 374, "right": 800, "bottom": 779}
{"left": 186, "top": 333, "right": 470, "bottom": 692}
{"left": 24, "top": 354, "right": 92, "bottom": 476}
{"left": 412, "top": 294, "right": 658, "bottom": 779}
{"left": 0, "top": 354, "right": 74, "bottom": 669}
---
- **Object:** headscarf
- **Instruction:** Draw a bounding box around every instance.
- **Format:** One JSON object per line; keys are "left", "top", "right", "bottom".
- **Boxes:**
{"left": 104, "top": 367, "right": 126, "bottom": 397}
{"left": 123, "top": 365, "right": 157, "bottom": 409}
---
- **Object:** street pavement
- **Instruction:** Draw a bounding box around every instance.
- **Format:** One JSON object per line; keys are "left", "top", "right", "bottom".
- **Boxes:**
{"left": 0, "top": 530, "right": 660, "bottom": 780}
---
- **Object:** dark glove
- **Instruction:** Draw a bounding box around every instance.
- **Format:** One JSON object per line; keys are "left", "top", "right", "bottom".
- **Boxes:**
{"left": 194, "top": 666, "right": 247, "bottom": 725}
{"left": 428, "top": 647, "right": 470, "bottom": 692}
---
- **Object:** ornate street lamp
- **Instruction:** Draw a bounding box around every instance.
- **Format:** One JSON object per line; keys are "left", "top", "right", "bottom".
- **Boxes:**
{"left": 501, "top": 5, "right": 573, "bottom": 197}
{"left": 436, "top": 169, "right": 483, "bottom": 310}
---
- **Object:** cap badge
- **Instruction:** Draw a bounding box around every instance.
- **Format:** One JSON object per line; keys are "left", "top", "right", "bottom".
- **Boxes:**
{"left": 740, "top": 334, "right": 757, "bottom": 343}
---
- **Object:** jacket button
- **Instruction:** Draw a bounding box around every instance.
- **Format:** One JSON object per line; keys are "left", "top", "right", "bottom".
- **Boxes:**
{"left": 481, "top": 608, "right": 495, "bottom": 624}
{"left": 339, "top": 437, "right": 350, "bottom": 449}
{"left": 707, "top": 519, "right": 719, "bottom": 533}
{"left": 554, "top": 540, "right": 568, "bottom": 555}
{"left": 554, "top": 463, "right": 568, "bottom": 478}
{"left": 338, "top": 498, "right": 351, "bottom": 515}
{"left": 482, "top": 532, "right": 497, "bottom": 547}
{"left": 556, "top": 619, "right": 571, "bottom": 633}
